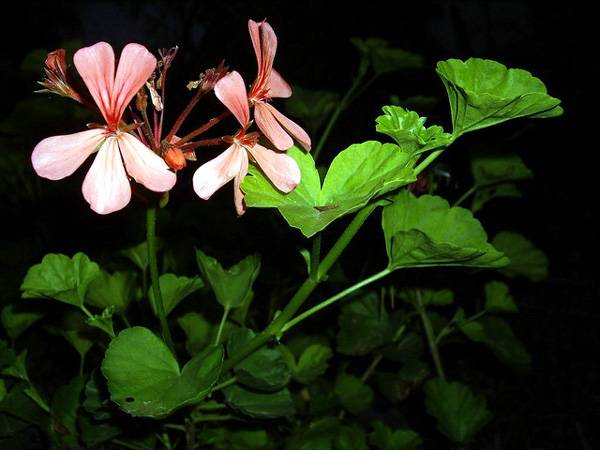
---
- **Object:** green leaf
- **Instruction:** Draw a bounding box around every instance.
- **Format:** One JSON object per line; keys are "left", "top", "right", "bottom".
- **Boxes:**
{"left": 285, "top": 85, "right": 340, "bottom": 134}
{"left": 436, "top": 58, "right": 562, "bottom": 136}
{"left": 286, "top": 417, "right": 339, "bottom": 450}
{"left": 86, "top": 270, "right": 136, "bottom": 312}
{"left": 1, "top": 351, "right": 49, "bottom": 413}
{"left": 337, "top": 292, "right": 392, "bottom": 356}
{"left": 293, "top": 344, "right": 333, "bottom": 384}
{"left": 86, "top": 307, "right": 116, "bottom": 337}
{"left": 101, "top": 327, "right": 223, "bottom": 418}
{"left": 424, "top": 378, "right": 492, "bottom": 444}
{"left": 21, "top": 253, "right": 100, "bottom": 307}
{"left": 336, "top": 426, "right": 369, "bottom": 450}
{"left": 177, "top": 312, "right": 212, "bottom": 355}
{"left": 369, "top": 421, "right": 422, "bottom": 450}
{"left": 460, "top": 316, "right": 531, "bottom": 371}
{"left": 0, "top": 304, "right": 43, "bottom": 340}
{"left": 484, "top": 281, "right": 518, "bottom": 313}
{"left": 376, "top": 105, "right": 452, "bottom": 153}
{"left": 492, "top": 231, "right": 548, "bottom": 281}
{"left": 50, "top": 376, "right": 84, "bottom": 450}
{"left": 335, "top": 373, "right": 373, "bottom": 415}
{"left": 472, "top": 182, "right": 522, "bottom": 213}
{"left": 382, "top": 191, "right": 509, "bottom": 269}
{"left": 120, "top": 241, "right": 159, "bottom": 272}
{"left": 196, "top": 251, "right": 261, "bottom": 310}
{"left": 82, "top": 370, "right": 113, "bottom": 421}
{"left": 471, "top": 150, "right": 533, "bottom": 188}
{"left": 223, "top": 384, "right": 295, "bottom": 418}
{"left": 242, "top": 143, "right": 416, "bottom": 237}
{"left": 0, "top": 383, "right": 49, "bottom": 429}
{"left": 148, "top": 274, "right": 203, "bottom": 316}
{"left": 398, "top": 288, "right": 454, "bottom": 307}
{"left": 351, "top": 38, "right": 423, "bottom": 74}
{"left": 228, "top": 328, "right": 290, "bottom": 391}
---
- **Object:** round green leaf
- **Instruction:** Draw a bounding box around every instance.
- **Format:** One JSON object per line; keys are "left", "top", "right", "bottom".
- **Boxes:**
{"left": 101, "top": 327, "right": 223, "bottom": 418}
{"left": 21, "top": 253, "right": 100, "bottom": 307}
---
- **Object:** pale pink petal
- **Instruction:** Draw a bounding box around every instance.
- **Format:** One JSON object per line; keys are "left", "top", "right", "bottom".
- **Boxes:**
{"left": 82, "top": 137, "right": 131, "bottom": 214}
{"left": 32, "top": 129, "right": 106, "bottom": 180}
{"left": 248, "top": 20, "right": 262, "bottom": 70}
{"left": 73, "top": 42, "right": 115, "bottom": 123}
{"left": 254, "top": 102, "right": 293, "bottom": 151}
{"left": 267, "top": 69, "right": 292, "bottom": 98}
{"left": 111, "top": 44, "right": 157, "bottom": 124}
{"left": 246, "top": 144, "right": 300, "bottom": 193}
{"left": 192, "top": 144, "right": 244, "bottom": 200}
{"left": 262, "top": 103, "right": 312, "bottom": 151}
{"left": 257, "top": 22, "right": 277, "bottom": 89}
{"left": 233, "top": 151, "right": 249, "bottom": 215}
{"left": 118, "top": 133, "right": 176, "bottom": 192}
{"left": 214, "top": 71, "right": 250, "bottom": 127}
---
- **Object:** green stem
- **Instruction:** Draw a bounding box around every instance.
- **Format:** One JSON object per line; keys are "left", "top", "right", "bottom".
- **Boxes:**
{"left": 281, "top": 268, "right": 391, "bottom": 334}
{"left": 414, "top": 149, "right": 445, "bottom": 177}
{"left": 214, "top": 307, "right": 230, "bottom": 346}
{"left": 453, "top": 185, "right": 477, "bottom": 207}
{"left": 310, "top": 233, "right": 321, "bottom": 281}
{"left": 415, "top": 289, "right": 446, "bottom": 381}
{"left": 211, "top": 377, "right": 237, "bottom": 392}
{"left": 222, "top": 203, "right": 379, "bottom": 373}
{"left": 146, "top": 205, "right": 174, "bottom": 353}
{"left": 313, "top": 59, "right": 369, "bottom": 161}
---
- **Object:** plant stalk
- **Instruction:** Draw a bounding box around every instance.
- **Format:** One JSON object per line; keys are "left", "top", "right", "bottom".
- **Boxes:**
{"left": 415, "top": 289, "right": 446, "bottom": 381}
{"left": 146, "top": 205, "right": 174, "bottom": 353}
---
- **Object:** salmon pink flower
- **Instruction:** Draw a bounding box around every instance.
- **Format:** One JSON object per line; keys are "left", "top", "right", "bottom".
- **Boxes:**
{"left": 32, "top": 42, "right": 176, "bottom": 214}
{"left": 193, "top": 71, "right": 300, "bottom": 215}
{"left": 247, "top": 19, "right": 311, "bottom": 151}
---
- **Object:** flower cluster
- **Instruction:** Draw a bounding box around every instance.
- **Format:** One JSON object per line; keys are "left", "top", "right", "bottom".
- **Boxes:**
{"left": 31, "top": 19, "right": 309, "bottom": 215}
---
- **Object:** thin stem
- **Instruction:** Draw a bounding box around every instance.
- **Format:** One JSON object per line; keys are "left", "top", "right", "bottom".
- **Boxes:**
{"left": 211, "top": 377, "right": 237, "bottom": 392}
{"left": 310, "top": 233, "right": 321, "bottom": 281}
{"left": 414, "top": 149, "right": 445, "bottom": 177}
{"left": 192, "top": 414, "right": 235, "bottom": 423}
{"left": 222, "top": 203, "right": 380, "bottom": 373}
{"left": 140, "top": 108, "right": 156, "bottom": 150}
{"left": 313, "top": 59, "right": 369, "bottom": 161}
{"left": 180, "top": 137, "right": 226, "bottom": 150}
{"left": 146, "top": 205, "right": 175, "bottom": 353}
{"left": 165, "top": 88, "right": 209, "bottom": 143}
{"left": 415, "top": 289, "right": 446, "bottom": 381}
{"left": 281, "top": 268, "right": 391, "bottom": 334}
{"left": 361, "top": 353, "right": 383, "bottom": 383}
{"left": 453, "top": 185, "right": 477, "bottom": 207}
{"left": 214, "top": 307, "right": 230, "bottom": 346}
{"left": 175, "top": 111, "right": 231, "bottom": 146}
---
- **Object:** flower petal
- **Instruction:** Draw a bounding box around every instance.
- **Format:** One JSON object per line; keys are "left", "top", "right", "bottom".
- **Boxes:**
{"left": 262, "top": 103, "right": 312, "bottom": 151}
{"left": 82, "top": 137, "right": 131, "bottom": 214}
{"left": 118, "top": 133, "right": 176, "bottom": 192}
{"left": 73, "top": 42, "right": 115, "bottom": 123}
{"left": 257, "top": 21, "right": 277, "bottom": 90}
{"left": 32, "top": 128, "right": 106, "bottom": 180}
{"left": 111, "top": 44, "right": 157, "bottom": 124}
{"left": 246, "top": 143, "right": 300, "bottom": 193}
{"left": 254, "top": 102, "right": 293, "bottom": 151}
{"left": 268, "top": 69, "right": 292, "bottom": 98}
{"left": 214, "top": 71, "right": 250, "bottom": 128}
{"left": 233, "top": 151, "right": 249, "bottom": 215}
{"left": 248, "top": 20, "right": 262, "bottom": 70}
{"left": 192, "top": 144, "right": 244, "bottom": 200}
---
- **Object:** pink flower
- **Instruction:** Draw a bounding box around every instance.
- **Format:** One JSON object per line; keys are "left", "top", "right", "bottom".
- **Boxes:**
{"left": 247, "top": 20, "right": 311, "bottom": 151}
{"left": 31, "top": 42, "right": 176, "bottom": 214}
{"left": 193, "top": 71, "right": 301, "bottom": 215}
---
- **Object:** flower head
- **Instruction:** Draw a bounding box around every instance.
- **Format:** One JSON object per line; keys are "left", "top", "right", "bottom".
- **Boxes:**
{"left": 32, "top": 42, "right": 176, "bottom": 214}
{"left": 193, "top": 71, "right": 300, "bottom": 215}
{"left": 247, "top": 20, "right": 311, "bottom": 151}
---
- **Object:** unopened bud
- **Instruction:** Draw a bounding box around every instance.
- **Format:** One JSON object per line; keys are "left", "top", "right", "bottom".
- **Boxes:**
{"left": 35, "top": 49, "right": 83, "bottom": 103}
{"left": 164, "top": 147, "right": 186, "bottom": 171}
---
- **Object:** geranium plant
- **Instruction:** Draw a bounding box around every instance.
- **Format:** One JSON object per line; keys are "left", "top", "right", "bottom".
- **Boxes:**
{"left": 1, "top": 18, "right": 561, "bottom": 450}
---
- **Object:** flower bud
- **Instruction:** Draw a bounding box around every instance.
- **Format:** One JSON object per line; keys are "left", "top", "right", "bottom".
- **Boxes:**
{"left": 36, "top": 49, "right": 83, "bottom": 103}
{"left": 164, "top": 147, "right": 186, "bottom": 171}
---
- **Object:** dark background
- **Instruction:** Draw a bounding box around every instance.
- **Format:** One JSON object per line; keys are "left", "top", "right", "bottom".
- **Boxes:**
{"left": 1, "top": 1, "right": 597, "bottom": 449}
